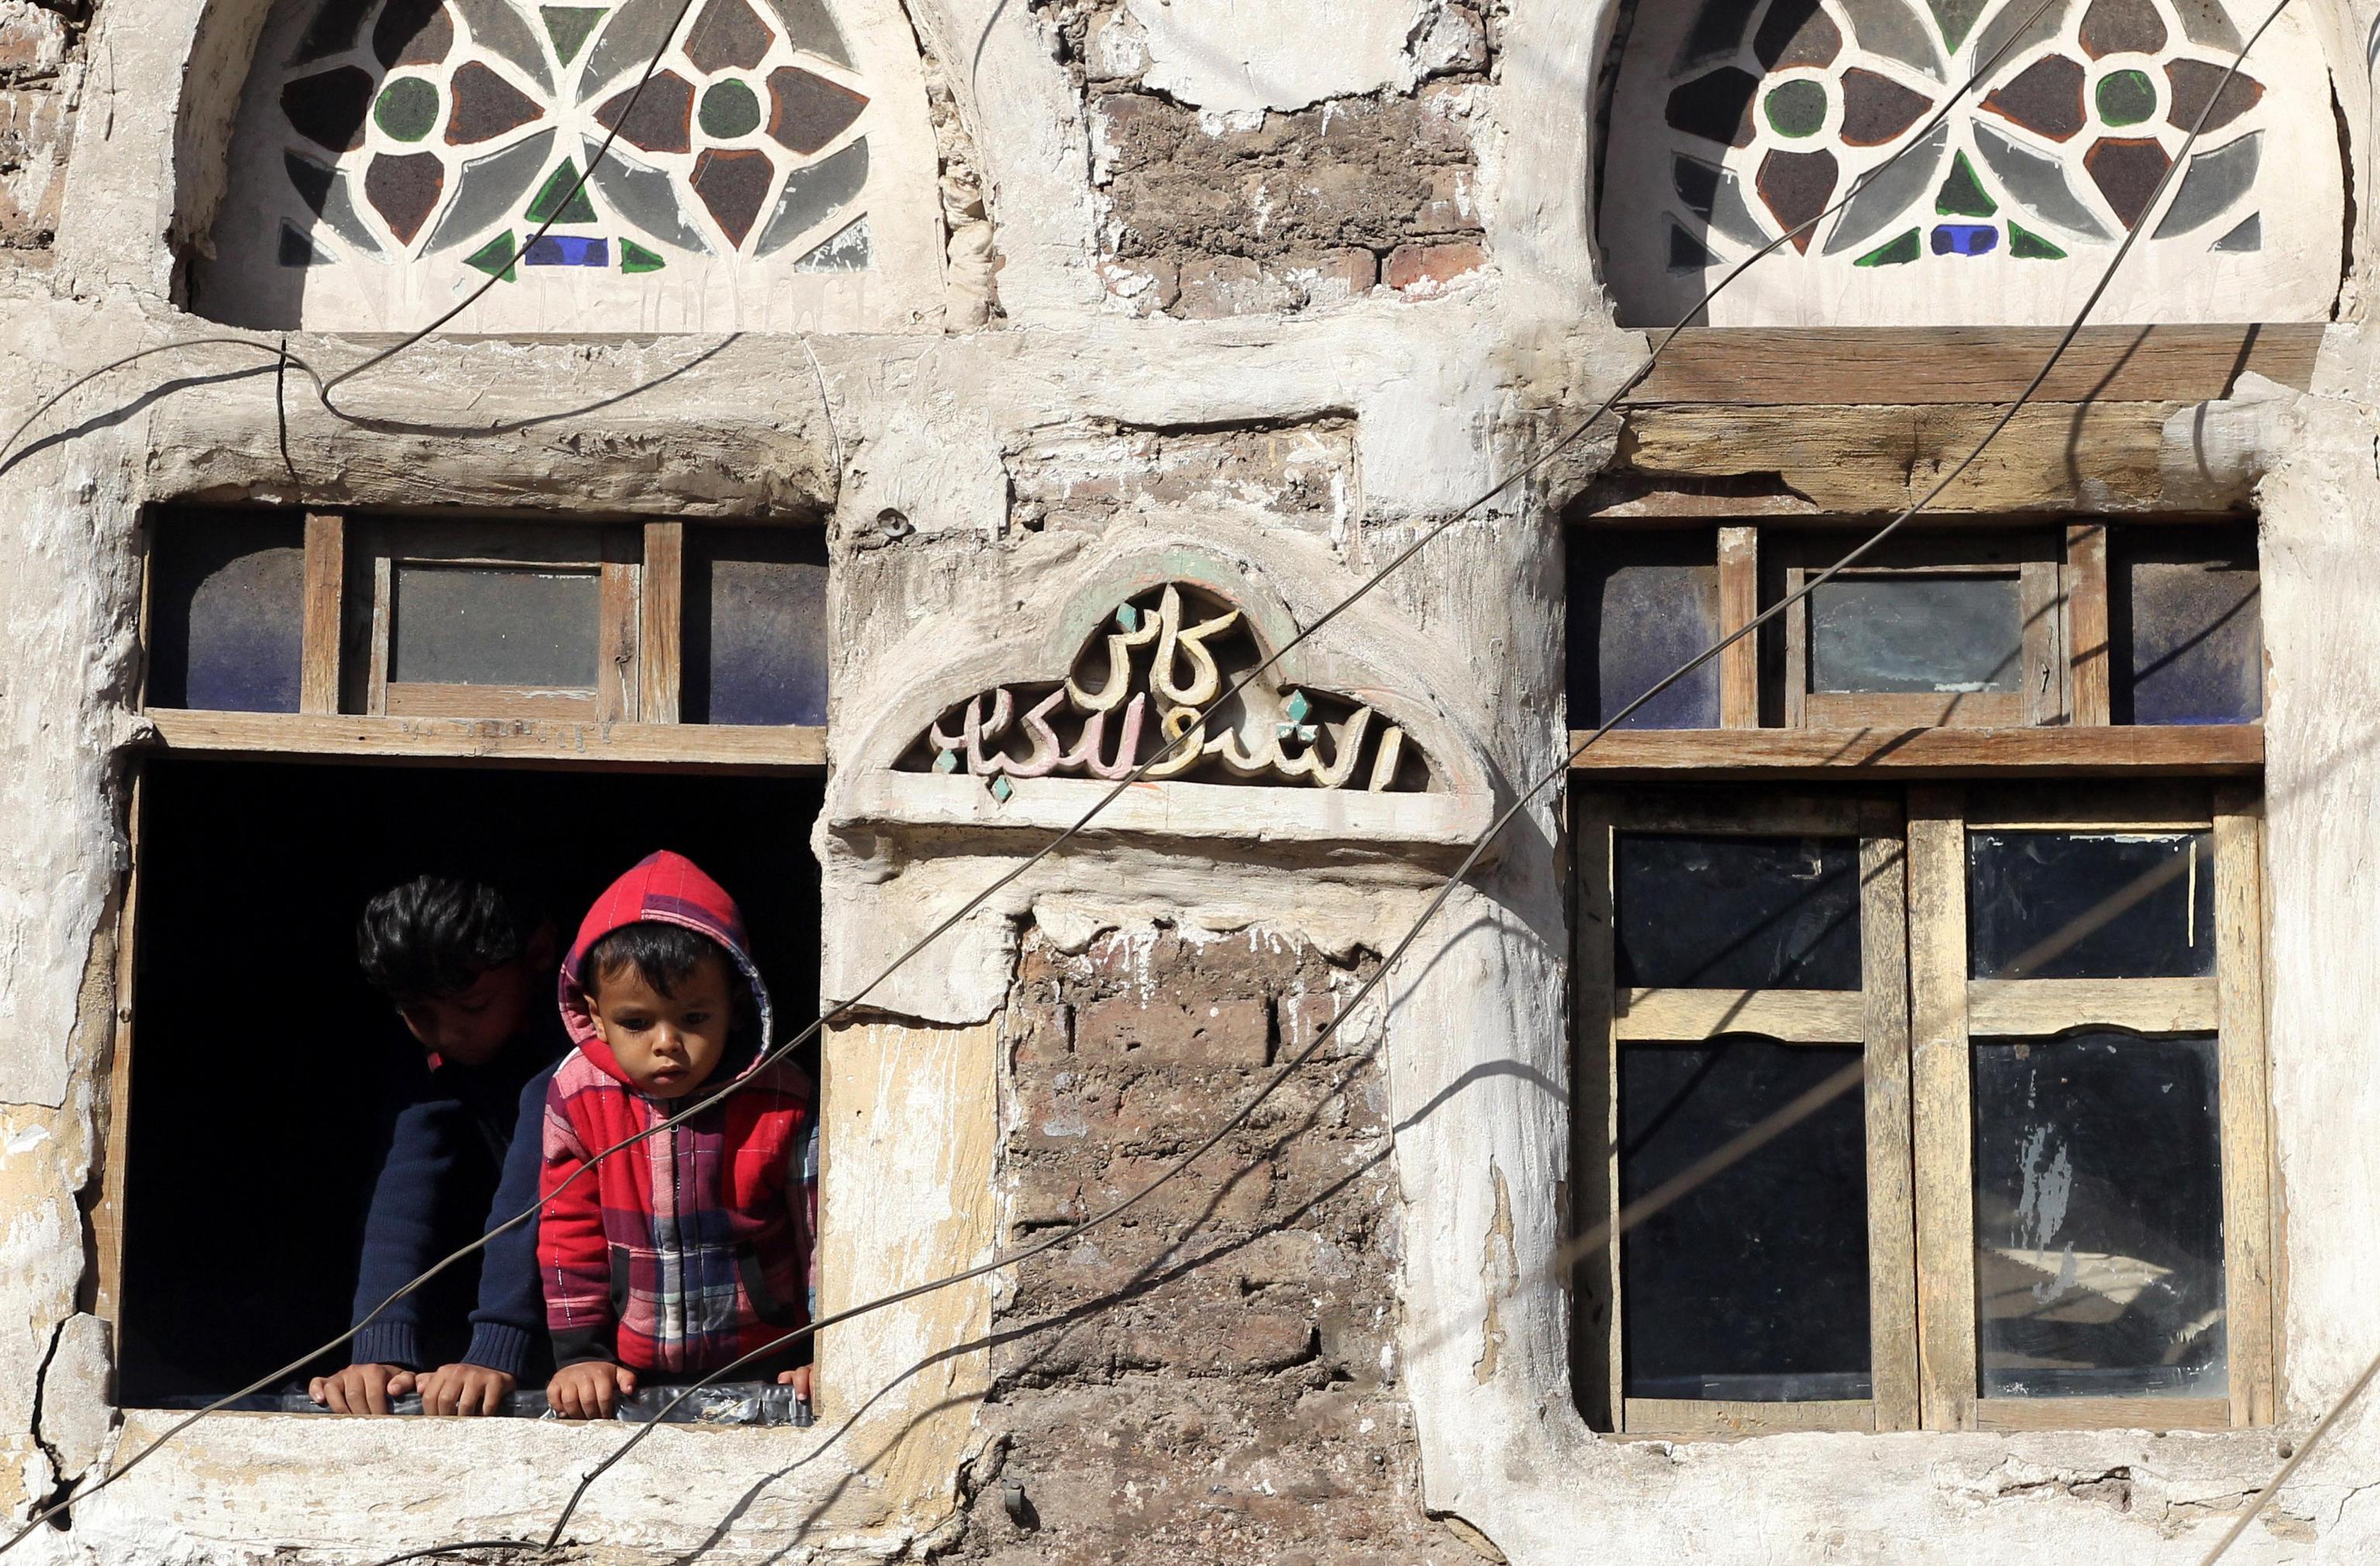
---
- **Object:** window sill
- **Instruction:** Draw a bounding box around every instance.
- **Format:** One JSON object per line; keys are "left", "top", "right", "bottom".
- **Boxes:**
{"left": 141, "top": 709, "right": 827, "bottom": 772}
{"left": 1567, "top": 724, "right": 2262, "bottom": 779}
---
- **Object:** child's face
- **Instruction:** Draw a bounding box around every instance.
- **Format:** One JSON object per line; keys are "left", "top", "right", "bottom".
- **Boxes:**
{"left": 586, "top": 951, "right": 735, "bottom": 1099}
{"left": 397, "top": 960, "right": 538, "bottom": 1069}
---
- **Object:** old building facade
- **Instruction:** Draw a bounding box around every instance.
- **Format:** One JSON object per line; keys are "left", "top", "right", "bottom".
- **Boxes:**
{"left": 3, "top": 0, "right": 2378, "bottom": 1561}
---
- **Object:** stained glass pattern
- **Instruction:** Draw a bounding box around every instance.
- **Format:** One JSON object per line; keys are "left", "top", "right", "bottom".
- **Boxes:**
{"left": 1602, "top": 0, "right": 2334, "bottom": 325}
{"left": 244, "top": 0, "right": 875, "bottom": 284}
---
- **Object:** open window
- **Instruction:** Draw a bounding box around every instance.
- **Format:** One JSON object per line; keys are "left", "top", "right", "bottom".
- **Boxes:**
{"left": 101, "top": 506, "right": 831, "bottom": 1414}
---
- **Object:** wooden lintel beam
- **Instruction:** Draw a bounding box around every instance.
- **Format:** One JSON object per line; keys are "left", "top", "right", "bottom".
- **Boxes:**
{"left": 1568, "top": 725, "right": 2261, "bottom": 778}
{"left": 143, "top": 710, "right": 825, "bottom": 773}
{"left": 1622, "top": 324, "right": 2324, "bottom": 407}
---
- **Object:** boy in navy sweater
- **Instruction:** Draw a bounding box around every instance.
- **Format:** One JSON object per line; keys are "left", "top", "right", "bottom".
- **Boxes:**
{"left": 308, "top": 876, "right": 566, "bottom": 1416}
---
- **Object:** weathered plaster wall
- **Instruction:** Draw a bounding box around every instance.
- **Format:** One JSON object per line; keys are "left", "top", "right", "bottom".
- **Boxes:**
{"left": 2, "top": 0, "right": 2379, "bottom": 1562}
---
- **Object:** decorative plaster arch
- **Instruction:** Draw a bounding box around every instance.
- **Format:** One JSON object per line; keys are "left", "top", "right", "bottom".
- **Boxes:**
{"left": 831, "top": 543, "right": 1498, "bottom": 862}
{"left": 1595, "top": 0, "right": 2346, "bottom": 326}
{"left": 188, "top": 0, "right": 948, "bottom": 331}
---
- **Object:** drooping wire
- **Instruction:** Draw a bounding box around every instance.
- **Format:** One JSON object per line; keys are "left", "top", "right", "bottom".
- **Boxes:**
{"left": 524, "top": 3, "right": 2294, "bottom": 1544}
{"left": 0, "top": 0, "right": 2179, "bottom": 1550}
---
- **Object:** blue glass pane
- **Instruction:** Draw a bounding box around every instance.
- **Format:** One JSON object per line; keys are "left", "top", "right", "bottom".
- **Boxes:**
{"left": 146, "top": 513, "right": 305, "bottom": 712}
{"left": 2115, "top": 526, "right": 2261, "bottom": 725}
{"left": 686, "top": 528, "right": 827, "bottom": 726}
{"left": 1570, "top": 530, "right": 1721, "bottom": 730}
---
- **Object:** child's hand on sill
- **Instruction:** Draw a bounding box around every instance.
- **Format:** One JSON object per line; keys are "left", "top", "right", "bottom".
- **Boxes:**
{"left": 548, "top": 1360, "right": 638, "bottom": 1420}
{"left": 777, "top": 1364, "right": 812, "bottom": 1400}
{"left": 415, "top": 1362, "right": 518, "bottom": 1416}
{"left": 308, "top": 1361, "right": 414, "bottom": 1415}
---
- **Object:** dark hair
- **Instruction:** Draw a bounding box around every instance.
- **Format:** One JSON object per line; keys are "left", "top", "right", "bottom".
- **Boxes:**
{"left": 583, "top": 921, "right": 734, "bottom": 1003}
{"left": 356, "top": 876, "right": 534, "bottom": 1001}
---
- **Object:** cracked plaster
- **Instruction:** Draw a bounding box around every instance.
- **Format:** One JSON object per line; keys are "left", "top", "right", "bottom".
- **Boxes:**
{"left": 0, "top": 0, "right": 2378, "bottom": 1561}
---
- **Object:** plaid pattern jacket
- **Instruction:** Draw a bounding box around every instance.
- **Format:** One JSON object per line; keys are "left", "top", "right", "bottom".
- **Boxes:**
{"left": 538, "top": 852, "right": 818, "bottom": 1376}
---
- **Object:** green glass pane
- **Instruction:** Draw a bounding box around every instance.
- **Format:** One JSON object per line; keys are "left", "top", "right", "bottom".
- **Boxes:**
{"left": 2009, "top": 222, "right": 2068, "bottom": 259}
{"left": 2097, "top": 69, "right": 2158, "bottom": 128}
{"left": 1928, "top": 0, "right": 1987, "bottom": 51}
{"left": 698, "top": 79, "right": 764, "bottom": 139}
{"left": 464, "top": 230, "right": 519, "bottom": 281}
{"left": 526, "top": 159, "right": 599, "bottom": 222}
{"left": 1855, "top": 229, "right": 1922, "bottom": 267}
{"left": 1763, "top": 78, "right": 1829, "bottom": 139}
{"left": 621, "top": 236, "right": 667, "bottom": 273}
{"left": 373, "top": 77, "right": 441, "bottom": 143}
{"left": 1935, "top": 150, "right": 1997, "bottom": 217}
{"left": 541, "top": 5, "right": 607, "bottom": 63}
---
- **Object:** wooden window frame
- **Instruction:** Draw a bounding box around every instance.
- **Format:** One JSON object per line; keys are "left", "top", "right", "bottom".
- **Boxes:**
{"left": 1575, "top": 779, "right": 2275, "bottom": 1440}
{"left": 1907, "top": 780, "right": 2273, "bottom": 1434}
{"left": 1773, "top": 532, "right": 2065, "bottom": 731}
{"left": 141, "top": 510, "right": 823, "bottom": 772}
{"left": 97, "top": 508, "right": 826, "bottom": 1323}
{"left": 1574, "top": 790, "right": 1919, "bottom": 1438}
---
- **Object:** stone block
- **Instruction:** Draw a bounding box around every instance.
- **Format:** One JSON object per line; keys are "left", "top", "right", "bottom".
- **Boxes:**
{"left": 1417, "top": 167, "right": 1481, "bottom": 233}
{"left": 1120, "top": 1303, "right": 1315, "bottom": 1375}
{"left": 1098, "top": 1151, "right": 1274, "bottom": 1227}
{"left": 1099, "top": 256, "right": 1178, "bottom": 317}
{"left": 1385, "top": 240, "right": 1488, "bottom": 296}
{"left": 0, "top": 2, "right": 69, "bottom": 75}
{"left": 1413, "top": 3, "right": 1490, "bottom": 78}
{"left": 1284, "top": 248, "right": 1377, "bottom": 308}
{"left": 1078, "top": 993, "right": 1271, "bottom": 1065}
{"left": 0, "top": 87, "right": 70, "bottom": 248}
{"left": 1173, "top": 255, "right": 1295, "bottom": 320}
{"left": 1010, "top": 1001, "right": 1073, "bottom": 1066}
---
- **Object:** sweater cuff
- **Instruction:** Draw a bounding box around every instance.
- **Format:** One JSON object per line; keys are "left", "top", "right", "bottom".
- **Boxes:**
{"left": 352, "top": 1321, "right": 423, "bottom": 1371}
{"left": 549, "top": 1326, "right": 613, "bottom": 1369}
{"left": 462, "top": 1323, "right": 538, "bottom": 1378}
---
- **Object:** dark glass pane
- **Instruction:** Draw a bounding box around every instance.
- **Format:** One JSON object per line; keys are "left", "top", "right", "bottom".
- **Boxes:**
{"left": 2114, "top": 526, "right": 2261, "bottom": 725}
{"left": 1969, "top": 830, "right": 2215, "bottom": 980}
{"left": 684, "top": 527, "right": 827, "bottom": 726}
{"left": 146, "top": 513, "right": 306, "bottom": 712}
{"left": 389, "top": 564, "right": 601, "bottom": 687}
{"left": 1621, "top": 1040, "right": 1870, "bottom": 1400}
{"left": 1616, "top": 833, "right": 1862, "bottom": 990}
{"left": 1972, "top": 1032, "right": 2226, "bottom": 1399}
{"left": 1569, "top": 530, "right": 1720, "bottom": 730}
{"left": 1810, "top": 573, "right": 2024, "bottom": 694}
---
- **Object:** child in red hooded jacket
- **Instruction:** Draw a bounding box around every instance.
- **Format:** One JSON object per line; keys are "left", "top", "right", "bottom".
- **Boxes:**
{"left": 538, "top": 852, "right": 818, "bottom": 1420}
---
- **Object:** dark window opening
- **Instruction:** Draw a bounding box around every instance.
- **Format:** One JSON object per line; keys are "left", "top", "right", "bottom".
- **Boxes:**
{"left": 116, "top": 758, "right": 824, "bottom": 1408}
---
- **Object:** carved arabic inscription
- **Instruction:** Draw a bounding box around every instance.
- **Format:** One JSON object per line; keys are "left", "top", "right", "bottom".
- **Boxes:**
{"left": 907, "top": 583, "right": 1427, "bottom": 797}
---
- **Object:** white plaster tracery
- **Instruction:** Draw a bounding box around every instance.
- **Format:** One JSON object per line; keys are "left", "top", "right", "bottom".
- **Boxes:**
{"left": 912, "top": 583, "right": 1429, "bottom": 795}
{"left": 192, "top": 0, "right": 948, "bottom": 331}
{"left": 1598, "top": 0, "right": 2347, "bottom": 325}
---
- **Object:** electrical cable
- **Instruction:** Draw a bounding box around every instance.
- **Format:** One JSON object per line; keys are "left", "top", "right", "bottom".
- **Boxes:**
{"left": 2197, "top": 1349, "right": 2380, "bottom": 1565}
{"left": 2, "top": 0, "right": 2269, "bottom": 1552}
{"left": 521, "top": 4, "right": 2293, "bottom": 1545}
{"left": 3, "top": 12, "right": 2069, "bottom": 1540}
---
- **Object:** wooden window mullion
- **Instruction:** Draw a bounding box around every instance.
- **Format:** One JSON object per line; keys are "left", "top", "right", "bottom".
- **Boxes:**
{"left": 2066, "top": 522, "right": 2113, "bottom": 726}
{"left": 1859, "top": 797, "right": 1921, "bottom": 1432}
{"left": 2214, "top": 784, "right": 2275, "bottom": 1427}
{"left": 1906, "top": 784, "right": 1977, "bottom": 1432}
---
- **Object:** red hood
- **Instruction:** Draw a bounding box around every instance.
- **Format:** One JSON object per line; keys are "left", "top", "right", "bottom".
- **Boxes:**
{"left": 559, "top": 852, "right": 774, "bottom": 1089}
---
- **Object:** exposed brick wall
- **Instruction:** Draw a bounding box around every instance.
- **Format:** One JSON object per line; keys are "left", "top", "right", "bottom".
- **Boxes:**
{"left": 1044, "top": 1, "right": 1499, "bottom": 319}
{"left": 938, "top": 922, "right": 1490, "bottom": 1564}
{"left": 0, "top": 0, "right": 83, "bottom": 250}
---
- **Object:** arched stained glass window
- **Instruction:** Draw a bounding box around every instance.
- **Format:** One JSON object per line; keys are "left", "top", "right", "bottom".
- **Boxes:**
{"left": 1598, "top": 0, "right": 2342, "bottom": 326}
{"left": 198, "top": 0, "right": 944, "bottom": 331}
